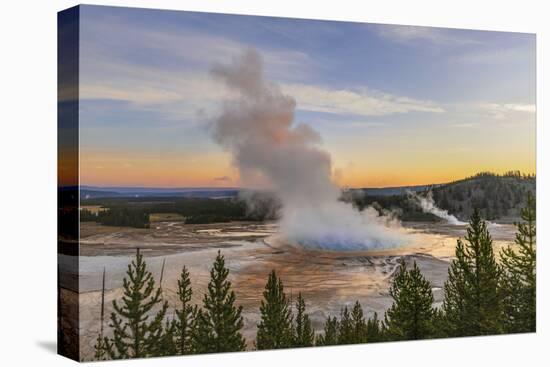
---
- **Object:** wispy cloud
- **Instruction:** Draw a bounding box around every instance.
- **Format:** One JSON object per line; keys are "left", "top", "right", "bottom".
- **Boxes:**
{"left": 374, "top": 24, "right": 482, "bottom": 46}
{"left": 81, "top": 15, "right": 314, "bottom": 83}
{"left": 476, "top": 102, "right": 536, "bottom": 119}
{"left": 453, "top": 47, "right": 533, "bottom": 64}
{"left": 79, "top": 14, "right": 322, "bottom": 121}
{"left": 281, "top": 83, "right": 445, "bottom": 116}
{"left": 436, "top": 101, "right": 536, "bottom": 130}
{"left": 80, "top": 69, "right": 230, "bottom": 120}
{"left": 79, "top": 11, "right": 532, "bottom": 130}
{"left": 81, "top": 69, "right": 446, "bottom": 122}
{"left": 80, "top": 54, "right": 535, "bottom": 127}
{"left": 80, "top": 19, "right": 447, "bottom": 122}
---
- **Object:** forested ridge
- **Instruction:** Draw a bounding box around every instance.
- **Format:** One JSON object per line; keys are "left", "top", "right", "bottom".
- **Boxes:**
{"left": 80, "top": 196, "right": 278, "bottom": 228}
{"left": 352, "top": 171, "right": 535, "bottom": 222}
{"left": 431, "top": 171, "right": 535, "bottom": 221}
{"left": 79, "top": 171, "right": 535, "bottom": 228}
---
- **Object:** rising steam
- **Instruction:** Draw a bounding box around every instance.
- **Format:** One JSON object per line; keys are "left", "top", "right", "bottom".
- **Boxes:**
{"left": 407, "top": 190, "right": 466, "bottom": 225}
{"left": 210, "top": 49, "right": 410, "bottom": 250}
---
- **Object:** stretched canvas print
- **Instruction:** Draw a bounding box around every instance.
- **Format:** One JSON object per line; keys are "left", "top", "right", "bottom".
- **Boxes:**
{"left": 58, "top": 4, "right": 536, "bottom": 362}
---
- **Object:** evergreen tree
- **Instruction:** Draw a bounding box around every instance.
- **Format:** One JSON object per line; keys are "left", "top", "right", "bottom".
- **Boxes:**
{"left": 147, "top": 302, "right": 175, "bottom": 357}
{"left": 316, "top": 316, "right": 339, "bottom": 346}
{"left": 349, "top": 301, "right": 367, "bottom": 344}
{"left": 366, "top": 313, "right": 383, "bottom": 343}
{"left": 500, "top": 191, "right": 536, "bottom": 333}
{"left": 94, "top": 336, "right": 107, "bottom": 360}
{"left": 384, "top": 262, "right": 435, "bottom": 340}
{"left": 191, "top": 251, "right": 246, "bottom": 353}
{"left": 337, "top": 306, "right": 353, "bottom": 344}
{"left": 174, "top": 266, "right": 197, "bottom": 354}
{"left": 256, "top": 270, "right": 293, "bottom": 349}
{"left": 293, "top": 292, "right": 314, "bottom": 347}
{"left": 430, "top": 308, "right": 447, "bottom": 339}
{"left": 93, "top": 268, "right": 108, "bottom": 360}
{"left": 190, "top": 309, "right": 213, "bottom": 354}
{"left": 149, "top": 319, "right": 177, "bottom": 357}
{"left": 442, "top": 210, "right": 503, "bottom": 337}
{"left": 105, "top": 250, "right": 169, "bottom": 359}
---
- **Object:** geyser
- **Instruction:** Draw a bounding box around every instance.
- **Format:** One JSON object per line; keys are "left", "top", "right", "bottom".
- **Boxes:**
{"left": 408, "top": 190, "right": 466, "bottom": 225}
{"left": 210, "top": 49, "right": 410, "bottom": 250}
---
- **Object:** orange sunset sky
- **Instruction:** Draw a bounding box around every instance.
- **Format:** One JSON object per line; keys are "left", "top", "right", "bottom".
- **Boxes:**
{"left": 75, "top": 7, "right": 536, "bottom": 188}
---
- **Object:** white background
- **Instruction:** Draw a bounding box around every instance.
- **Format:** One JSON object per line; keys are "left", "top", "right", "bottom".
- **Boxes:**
{"left": 0, "top": 0, "right": 548, "bottom": 365}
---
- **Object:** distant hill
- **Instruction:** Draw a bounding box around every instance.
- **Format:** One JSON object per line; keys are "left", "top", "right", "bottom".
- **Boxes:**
{"left": 347, "top": 171, "right": 535, "bottom": 222}
{"left": 80, "top": 186, "right": 240, "bottom": 200}
{"left": 359, "top": 184, "right": 439, "bottom": 197}
{"left": 80, "top": 172, "right": 535, "bottom": 223}
{"left": 80, "top": 185, "right": 433, "bottom": 201}
{"left": 431, "top": 172, "right": 535, "bottom": 222}
{"left": 80, "top": 189, "right": 125, "bottom": 199}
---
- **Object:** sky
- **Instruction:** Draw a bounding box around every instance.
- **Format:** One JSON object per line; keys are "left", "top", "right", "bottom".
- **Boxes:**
{"left": 76, "top": 5, "right": 536, "bottom": 188}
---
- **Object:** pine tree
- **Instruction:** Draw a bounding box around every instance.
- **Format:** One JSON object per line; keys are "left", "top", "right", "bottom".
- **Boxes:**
{"left": 442, "top": 210, "right": 504, "bottom": 337}
{"left": 384, "top": 262, "right": 435, "bottom": 340}
{"left": 293, "top": 292, "right": 314, "bottom": 347}
{"left": 256, "top": 270, "right": 293, "bottom": 349}
{"left": 105, "top": 250, "right": 169, "bottom": 359}
{"left": 192, "top": 251, "right": 246, "bottom": 353}
{"left": 190, "top": 309, "right": 214, "bottom": 354}
{"left": 500, "top": 191, "right": 536, "bottom": 333}
{"left": 158, "top": 319, "right": 177, "bottom": 356}
{"left": 431, "top": 308, "right": 447, "bottom": 339}
{"left": 349, "top": 301, "right": 367, "bottom": 344}
{"left": 149, "top": 306, "right": 170, "bottom": 355}
{"left": 337, "top": 306, "right": 353, "bottom": 344}
{"left": 94, "top": 335, "right": 108, "bottom": 361}
{"left": 174, "top": 266, "right": 197, "bottom": 354}
{"left": 93, "top": 268, "right": 108, "bottom": 360}
{"left": 148, "top": 318, "right": 177, "bottom": 357}
{"left": 316, "top": 316, "right": 339, "bottom": 346}
{"left": 366, "top": 313, "right": 383, "bottom": 343}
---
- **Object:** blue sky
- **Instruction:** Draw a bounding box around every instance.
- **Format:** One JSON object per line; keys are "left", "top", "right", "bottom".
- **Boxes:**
{"left": 77, "top": 5, "right": 536, "bottom": 187}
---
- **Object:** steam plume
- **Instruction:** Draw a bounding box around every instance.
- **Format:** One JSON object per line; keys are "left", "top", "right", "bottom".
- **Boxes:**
{"left": 210, "top": 49, "right": 409, "bottom": 250}
{"left": 408, "top": 190, "right": 466, "bottom": 225}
